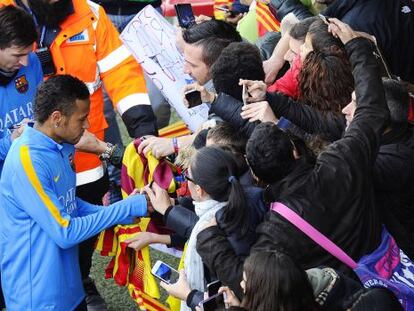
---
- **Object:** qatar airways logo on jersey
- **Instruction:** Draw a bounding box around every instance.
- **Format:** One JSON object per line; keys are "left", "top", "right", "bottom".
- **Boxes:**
{"left": 0, "top": 102, "right": 33, "bottom": 133}
{"left": 58, "top": 187, "right": 77, "bottom": 215}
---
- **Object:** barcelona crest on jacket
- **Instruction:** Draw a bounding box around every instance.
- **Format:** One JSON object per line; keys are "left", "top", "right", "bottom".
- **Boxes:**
{"left": 15, "top": 75, "right": 29, "bottom": 94}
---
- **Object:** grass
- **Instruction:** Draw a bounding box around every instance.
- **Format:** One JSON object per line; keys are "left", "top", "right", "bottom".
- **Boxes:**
{"left": 90, "top": 112, "right": 181, "bottom": 311}
{"left": 91, "top": 250, "right": 179, "bottom": 311}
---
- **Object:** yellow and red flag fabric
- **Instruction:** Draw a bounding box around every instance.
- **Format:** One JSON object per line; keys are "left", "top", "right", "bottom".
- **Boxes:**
{"left": 256, "top": 1, "right": 280, "bottom": 37}
{"left": 96, "top": 123, "right": 194, "bottom": 310}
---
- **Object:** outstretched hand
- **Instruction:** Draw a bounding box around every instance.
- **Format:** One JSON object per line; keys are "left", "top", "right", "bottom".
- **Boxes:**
{"left": 141, "top": 182, "right": 173, "bottom": 215}
{"left": 160, "top": 270, "right": 192, "bottom": 301}
{"left": 327, "top": 18, "right": 361, "bottom": 45}
{"left": 239, "top": 79, "right": 267, "bottom": 103}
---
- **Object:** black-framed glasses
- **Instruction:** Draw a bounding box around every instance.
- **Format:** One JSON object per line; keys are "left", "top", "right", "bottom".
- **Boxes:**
{"left": 183, "top": 171, "right": 196, "bottom": 184}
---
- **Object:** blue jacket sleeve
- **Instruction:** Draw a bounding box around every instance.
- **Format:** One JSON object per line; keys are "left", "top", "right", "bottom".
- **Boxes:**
{"left": 0, "top": 133, "right": 12, "bottom": 161}
{"left": 13, "top": 147, "right": 147, "bottom": 249}
{"left": 76, "top": 197, "right": 102, "bottom": 216}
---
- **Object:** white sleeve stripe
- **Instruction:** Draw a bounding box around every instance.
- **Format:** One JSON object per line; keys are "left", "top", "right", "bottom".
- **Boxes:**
{"left": 117, "top": 93, "right": 151, "bottom": 115}
{"left": 97, "top": 45, "right": 131, "bottom": 73}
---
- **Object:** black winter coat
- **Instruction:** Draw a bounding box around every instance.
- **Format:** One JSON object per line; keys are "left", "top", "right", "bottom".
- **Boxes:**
{"left": 210, "top": 90, "right": 345, "bottom": 142}
{"left": 374, "top": 125, "right": 414, "bottom": 260}
{"left": 164, "top": 186, "right": 266, "bottom": 257}
{"left": 197, "top": 38, "right": 388, "bottom": 297}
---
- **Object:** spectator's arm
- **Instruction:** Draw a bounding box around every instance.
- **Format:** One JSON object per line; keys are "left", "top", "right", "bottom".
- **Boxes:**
{"left": 269, "top": 0, "right": 313, "bottom": 21}
{"left": 164, "top": 205, "right": 199, "bottom": 240}
{"left": 196, "top": 226, "right": 245, "bottom": 299}
{"left": 266, "top": 92, "right": 346, "bottom": 141}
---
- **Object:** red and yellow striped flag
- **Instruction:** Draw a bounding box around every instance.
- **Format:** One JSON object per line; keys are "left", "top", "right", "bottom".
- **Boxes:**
{"left": 256, "top": 1, "right": 280, "bottom": 37}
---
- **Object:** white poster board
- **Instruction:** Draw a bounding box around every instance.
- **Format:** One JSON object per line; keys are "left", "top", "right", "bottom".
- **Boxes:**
{"left": 120, "top": 5, "right": 209, "bottom": 132}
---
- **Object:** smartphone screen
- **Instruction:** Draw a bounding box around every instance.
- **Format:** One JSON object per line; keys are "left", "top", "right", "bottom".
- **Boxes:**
{"left": 175, "top": 4, "right": 196, "bottom": 29}
{"left": 199, "top": 292, "right": 226, "bottom": 311}
{"left": 185, "top": 89, "right": 203, "bottom": 108}
{"left": 151, "top": 261, "right": 179, "bottom": 284}
{"left": 207, "top": 280, "right": 222, "bottom": 297}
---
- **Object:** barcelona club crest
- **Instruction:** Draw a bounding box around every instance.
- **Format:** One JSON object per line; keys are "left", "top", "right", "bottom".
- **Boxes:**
{"left": 15, "top": 75, "right": 29, "bottom": 94}
{"left": 68, "top": 153, "right": 76, "bottom": 172}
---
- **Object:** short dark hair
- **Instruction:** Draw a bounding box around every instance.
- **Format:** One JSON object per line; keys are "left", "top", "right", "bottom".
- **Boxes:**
{"left": 34, "top": 75, "right": 90, "bottom": 123}
{"left": 193, "top": 128, "right": 209, "bottom": 149}
{"left": 182, "top": 19, "right": 242, "bottom": 44}
{"left": 383, "top": 78, "right": 410, "bottom": 125}
{"left": 207, "top": 122, "right": 249, "bottom": 175}
{"left": 246, "top": 123, "right": 296, "bottom": 184}
{"left": 211, "top": 42, "right": 265, "bottom": 101}
{"left": 289, "top": 16, "right": 318, "bottom": 41}
{"left": 0, "top": 5, "right": 37, "bottom": 49}
{"left": 207, "top": 122, "right": 247, "bottom": 154}
{"left": 192, "top": 37, "right": 236, "bottom": 68}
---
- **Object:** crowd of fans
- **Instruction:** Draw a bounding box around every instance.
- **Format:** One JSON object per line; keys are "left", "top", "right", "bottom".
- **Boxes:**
{"left": 0, "top": 0, "right": 414, "bottom": 310}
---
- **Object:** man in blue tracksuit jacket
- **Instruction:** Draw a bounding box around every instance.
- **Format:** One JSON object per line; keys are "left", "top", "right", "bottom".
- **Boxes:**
{"left": 0, "top": 6, "right": 43, "bottom": 175}
{"left": 0, "top": 75, "right": 148, "bottom": 310}
{"left": 0, "top": 6, "right": 43, "bottom": 308}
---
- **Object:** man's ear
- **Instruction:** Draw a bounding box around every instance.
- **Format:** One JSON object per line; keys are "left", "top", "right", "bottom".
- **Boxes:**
{"left": 50, "top": 111, "right": 64, "bottom": 127}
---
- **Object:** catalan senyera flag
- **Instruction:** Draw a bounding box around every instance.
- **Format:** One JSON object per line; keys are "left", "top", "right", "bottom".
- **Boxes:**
{"left": 96, "top": 121, "right": 194, "bottom": 310}
{"left": 256, "top": 1, "right": 280, "bottom": 37}
{"left": 96, "top": 138, "right": 180, "bottom": 310}
{"left": 158, "top": 120, "right": 191, "bottom": 138}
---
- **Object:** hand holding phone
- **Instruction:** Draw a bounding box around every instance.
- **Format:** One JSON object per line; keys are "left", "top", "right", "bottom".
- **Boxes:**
{"left": 216, "top": 6, "right": 238, "bottom": 17}
{"left": 318, "top": 14, "right": 330, "bottom": 25}
{"left": 151, "top": 260, "right": 179, "bottom": 284}
{"left": 198, "top": 292, "right": 226, "bottom": 311}
{"left": 185, "top": 89, "right": 203, "bottom": 108}
{"left": 207, "top": 280, "right": 222, "bottom": 297}
{"left": 242, "top": 83, "right": 250, "bottom": 105}
{"left": 175, "top": 4, "right": 196, "bottom": 29}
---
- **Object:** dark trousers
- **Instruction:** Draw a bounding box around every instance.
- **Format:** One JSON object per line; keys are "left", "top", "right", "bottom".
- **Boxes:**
{"left": 76, "top": 173, "right": 109, "bottom": 279}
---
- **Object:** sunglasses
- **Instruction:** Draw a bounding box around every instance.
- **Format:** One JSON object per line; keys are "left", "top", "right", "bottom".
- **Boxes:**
{"left": 183, "top": 171, "right": 196, "bottom": 184}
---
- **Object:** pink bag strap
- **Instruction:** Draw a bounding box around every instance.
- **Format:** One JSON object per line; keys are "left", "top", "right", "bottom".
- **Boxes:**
{"left": 271, "top": 202, "right": 358, "bottom": 269}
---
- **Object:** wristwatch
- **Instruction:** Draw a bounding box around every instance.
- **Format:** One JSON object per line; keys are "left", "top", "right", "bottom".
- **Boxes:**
{"left": 99, "top": 142, "right": 116, "bottom": 162}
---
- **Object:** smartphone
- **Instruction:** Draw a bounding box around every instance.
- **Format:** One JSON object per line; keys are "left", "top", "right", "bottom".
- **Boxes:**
{"left": 185, "top": 89, "right": 203, "bottom": 108}
{"left": 318, "top": 14, "right": 330, "bottom": 25}
{"left": 175, "top": 4, "right": 196, "bottom": 29}
{"left": 151, "top": 260, "right": 179, "bottom": 284}
{"left": 216, "top": 6, "right": 238, "bottom": 17}
{"left": 242, "top": 83, "right": 249, "bottom": 105}
{"left": 198, "top": 292, "right": 226, "bottom": 311}
{"left": 207, "top": 280, "right": 222, "bottom": 297}
{"left": 7, "top": 120, "right": 34, "bottom": 130}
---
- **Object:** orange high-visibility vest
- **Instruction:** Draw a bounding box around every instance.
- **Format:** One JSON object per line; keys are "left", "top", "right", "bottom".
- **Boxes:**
{"left": 1, "top": 0, "right": 150, "bottom": 186}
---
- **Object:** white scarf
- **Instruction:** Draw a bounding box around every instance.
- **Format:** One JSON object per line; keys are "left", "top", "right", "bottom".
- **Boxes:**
{"left": 181, "top": 199, "right": 227, "bottom": 311}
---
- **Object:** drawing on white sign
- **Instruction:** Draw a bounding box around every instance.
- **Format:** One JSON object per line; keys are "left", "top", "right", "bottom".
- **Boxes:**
{"left": 120, "top": 5, "right": 209, "bottom": 132}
